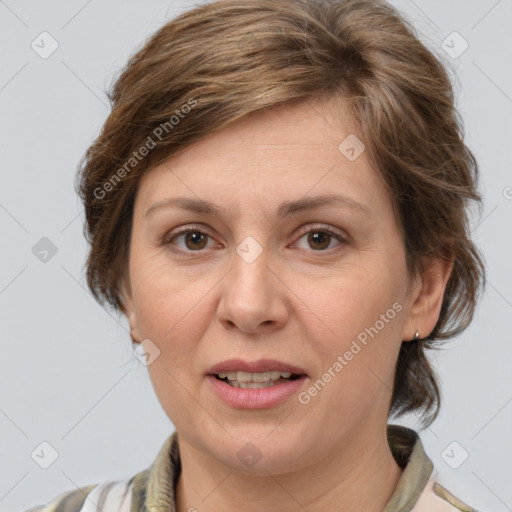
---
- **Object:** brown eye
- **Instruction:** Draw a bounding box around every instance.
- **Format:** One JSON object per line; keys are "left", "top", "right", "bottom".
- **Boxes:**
{"left": 307, "top": 231, "right": 332, "bottom": 251}
{"left": 165, "top": 228, "right": 215, "bottom": 252}
{"left": 183, "top": 231, "right": 209, "bottom": 250}
{"left": 294, "top": 225, "right": 346, "bottom": 252}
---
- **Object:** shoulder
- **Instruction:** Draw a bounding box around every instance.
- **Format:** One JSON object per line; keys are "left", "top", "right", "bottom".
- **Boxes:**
{"left": 21, "top": 470, "right": 149, "bottom": 512}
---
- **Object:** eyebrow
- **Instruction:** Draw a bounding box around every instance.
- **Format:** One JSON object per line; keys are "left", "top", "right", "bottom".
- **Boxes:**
{"left": 144, "top": 193, "right": 373, "bottom": 219}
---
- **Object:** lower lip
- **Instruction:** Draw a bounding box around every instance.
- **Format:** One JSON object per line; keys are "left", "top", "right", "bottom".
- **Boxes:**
{"left": 206, "top": 375, "right": 308, "bottom": 409}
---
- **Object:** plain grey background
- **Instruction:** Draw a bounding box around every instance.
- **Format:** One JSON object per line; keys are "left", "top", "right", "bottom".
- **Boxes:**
{"left": 1, "top": 1, "right": 510, "bottom": 511}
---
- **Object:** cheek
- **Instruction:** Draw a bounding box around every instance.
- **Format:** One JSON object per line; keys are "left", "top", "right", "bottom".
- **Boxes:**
{"left": 131, "top": 259, "right": 215, "bottom": 349}
{"left": 130, "top": 262, "right": 214, "bottom": 425}
{"left": 296, "top": 260, "right": 405, "bottom": 396}
{"left": 297, "top": 260, "right": 404, "bottom": 339}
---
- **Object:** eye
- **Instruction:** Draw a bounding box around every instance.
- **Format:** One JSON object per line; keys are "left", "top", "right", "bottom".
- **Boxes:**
{"left": 293, "top": 224, "right": 346, "bottom": 252}
{"left": 163, "top": 224, "right": 347, "bottom": 254}
{"left": 164, "top": 226, "right": 218, "bottom": 252}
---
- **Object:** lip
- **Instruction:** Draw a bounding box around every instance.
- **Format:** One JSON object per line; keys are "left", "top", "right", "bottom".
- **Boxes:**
{"left": 206, "top": 358, "right": 308, "bottom": 376}
{"left": 206, "top": 374, "right": 308, "bottom": 409}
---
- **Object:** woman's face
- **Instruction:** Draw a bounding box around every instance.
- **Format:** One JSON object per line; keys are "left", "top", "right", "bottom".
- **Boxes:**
{"left": 123, "top": 98, "right": 428, "bottom": 473}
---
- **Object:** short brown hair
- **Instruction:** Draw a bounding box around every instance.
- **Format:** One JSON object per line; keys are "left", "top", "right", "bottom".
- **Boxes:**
{"left": 75, "top": 0, "right": 486, "bottom": 428}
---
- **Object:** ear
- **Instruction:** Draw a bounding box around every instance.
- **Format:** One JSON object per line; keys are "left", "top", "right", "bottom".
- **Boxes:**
{"left": 402, "top": 255, "right": 454, "bottom": 341}
{"left": 119, "top": 274, "right": 141, "bottom": 345}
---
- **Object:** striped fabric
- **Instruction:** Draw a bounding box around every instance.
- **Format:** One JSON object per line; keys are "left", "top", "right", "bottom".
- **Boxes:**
{"left": 23, "top": 425, "right": 480, "bottom": 512}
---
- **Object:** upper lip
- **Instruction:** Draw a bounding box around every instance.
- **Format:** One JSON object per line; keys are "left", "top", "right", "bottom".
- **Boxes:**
{"left": 207, "top": 358, "right": 308, "bottom": 376}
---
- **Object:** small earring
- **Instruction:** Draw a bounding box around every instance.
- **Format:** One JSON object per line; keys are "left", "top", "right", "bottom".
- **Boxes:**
{"left": 413, "top": 330, "right": 420, "bottom": 341}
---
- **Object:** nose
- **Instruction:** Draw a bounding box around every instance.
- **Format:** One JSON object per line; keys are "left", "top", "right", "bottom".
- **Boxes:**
{"left": 216, "top": 246, "right": 290, "bottom": 334}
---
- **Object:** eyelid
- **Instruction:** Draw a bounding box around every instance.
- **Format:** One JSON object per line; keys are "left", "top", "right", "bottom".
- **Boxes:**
{"left": 294, "top": 223, "right": 347, "bottom": 242}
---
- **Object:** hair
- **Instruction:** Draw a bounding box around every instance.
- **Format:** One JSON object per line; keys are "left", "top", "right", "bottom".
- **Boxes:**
{"left": 75, "top": 0, "right": 486, "bottom": 429}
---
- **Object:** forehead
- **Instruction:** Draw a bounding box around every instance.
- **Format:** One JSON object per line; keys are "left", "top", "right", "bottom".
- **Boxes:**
{"left": 135, "top": 98, "right": 390, "bottom": 222}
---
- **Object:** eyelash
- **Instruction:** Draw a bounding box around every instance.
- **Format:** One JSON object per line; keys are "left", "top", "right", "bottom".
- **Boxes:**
{"left": 163, "top": 224, "right": 347, "bottom": 256}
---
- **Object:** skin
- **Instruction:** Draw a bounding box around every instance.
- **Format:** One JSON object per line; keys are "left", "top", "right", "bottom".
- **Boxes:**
{"left": 121, "top": 97, "right": 453, "bottom": 512}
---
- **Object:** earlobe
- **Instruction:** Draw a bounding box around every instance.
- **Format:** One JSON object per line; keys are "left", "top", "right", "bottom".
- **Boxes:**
{"left": 402, "top": 256, "right": 454, "bottom": 341}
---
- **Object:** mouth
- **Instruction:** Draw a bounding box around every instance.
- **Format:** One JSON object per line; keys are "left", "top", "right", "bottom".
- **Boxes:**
{"left": 205, "top": 359, "right": 309, "bottom": 408}
{"left": 212, "top": 371, "right": 305, "bottom": 389}
{"left": 206, "top": 372, "right": 308, "bottom": 409}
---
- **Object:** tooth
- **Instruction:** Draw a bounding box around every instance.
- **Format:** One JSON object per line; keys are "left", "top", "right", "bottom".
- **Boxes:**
{"left": 218, "top": 370, "right": 297, "bottom": 383}
{"left": 236, "top": 371, "right": 253, "bottom": 382}
{"left": 252, "top": 371, "right": 270, "bottom": 382}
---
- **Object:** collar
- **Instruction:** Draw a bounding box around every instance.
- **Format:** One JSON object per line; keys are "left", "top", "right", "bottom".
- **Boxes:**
{"left": 384, "top": 424, "right": 434, "bottom": 511}
{"left": 132, "top": 424, "right": 433, "bottom": 512}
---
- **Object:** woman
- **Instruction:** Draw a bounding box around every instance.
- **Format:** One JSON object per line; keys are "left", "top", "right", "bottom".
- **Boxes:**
{"left": 24, "top": 0, "right": 486, "bottom": 510}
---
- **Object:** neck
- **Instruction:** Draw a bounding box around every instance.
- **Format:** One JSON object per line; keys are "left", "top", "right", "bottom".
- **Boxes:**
{"left": 175, "top": 423, "right": 403, "bottom": 512}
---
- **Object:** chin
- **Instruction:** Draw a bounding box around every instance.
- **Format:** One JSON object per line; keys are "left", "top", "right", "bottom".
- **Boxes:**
{"left": 208, "top": 429, "right": 310, "bottom": 475}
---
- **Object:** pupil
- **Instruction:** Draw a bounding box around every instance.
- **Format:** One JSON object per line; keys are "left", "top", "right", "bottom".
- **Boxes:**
{"left": 186, "top": 231, "right": 207, "bottom": 250}
{"left": 309, "top": 232, "right": 330, "bottom": 250}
